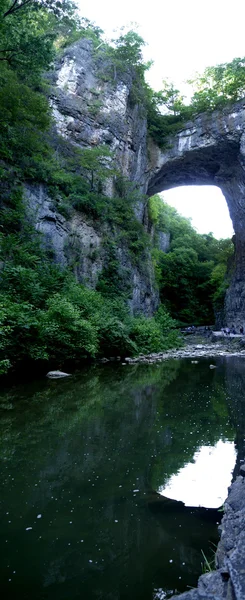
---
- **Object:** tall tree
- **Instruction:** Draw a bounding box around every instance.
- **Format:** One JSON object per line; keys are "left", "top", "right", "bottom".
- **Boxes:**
{"left": 0, "top": 0, "right": 78, "bottom": 76}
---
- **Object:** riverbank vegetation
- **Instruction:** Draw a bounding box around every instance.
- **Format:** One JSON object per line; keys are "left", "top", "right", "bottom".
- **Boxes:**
{"left": 0, "top": 186, "right": 179, "bottom": 375}
{"left": 0, "top": 1, "right": 237, "bottom": 375}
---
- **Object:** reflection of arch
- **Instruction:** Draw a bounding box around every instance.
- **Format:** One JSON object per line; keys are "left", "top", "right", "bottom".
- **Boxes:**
{"left": 146, "top": 101, "right": 245, "bottom": 327}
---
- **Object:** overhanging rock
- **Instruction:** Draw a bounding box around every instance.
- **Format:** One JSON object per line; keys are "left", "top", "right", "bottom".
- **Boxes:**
{"left": 146, "top": 101, "right": 245, "bottom": 328}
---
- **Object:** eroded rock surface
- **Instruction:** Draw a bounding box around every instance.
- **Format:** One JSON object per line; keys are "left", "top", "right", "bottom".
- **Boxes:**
{"left": 24, "top": 182, "right": 158, "bottom": 315}
{"left": 49, "top": 39, "right": 148, "bottom": 192}
{"left": 146, "top": 102, "right": 245, "bottom": 329}
{"left": 22, "top": 39, "right": 159, "bottom": 315}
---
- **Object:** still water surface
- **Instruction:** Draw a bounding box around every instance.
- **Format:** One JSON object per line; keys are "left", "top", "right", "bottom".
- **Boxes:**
{"left": 0, "top": 356, "right": 244, "bottom": 599}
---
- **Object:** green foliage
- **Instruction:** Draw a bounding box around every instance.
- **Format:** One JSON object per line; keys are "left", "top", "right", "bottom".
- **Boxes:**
{"left": 0, "top": 0, "right": 79, "bottom": 179}
{"left": 210, "top": 263, "right": 230, "bottom": 308}
{"left": 188, "top": 57, "right": 245, "bottom": 113}
{"left": 0, "top": 8, "right": 167, "bottom": 375}
{"left": 111, "top": 30, "right": 146, "bottom": 68}
{"left": 129, "top": 313, "right": 179, "bottom": 354}
{"left": 94, "top": 29, "right": 153, "bottom": 112}
{"left": 96, "top": 240, "right": 132, "bottom": 299}
{"left": 45, "top": 148, "right": 149, "bottom": 264}
{"left": 57, "top": 17, "right": 103, "bottom": 49}
{"left": 40, "top": 294, "right": 98, "bottom": 360}
{"left": 102, "top": 29, "right": 150, "bottom": 82}
{"left": 98, "top": 317, "right": 137, "bottom": 357}
{"left": 149, "top": 195, "right": 234, "bottom": 325}
{"left": 0, "top": 1, "right": 78, "bottom": 80}
{"left": 76, "top": 145, "right": 117, "bottom": 191}
{"left": 0, "top": 186, "right": 179, "bottom": 373}
{"left": 155, "top": 304, "right": 177, "bottom": 332}
{"left": 146, "top": 58, "right": 245, "bottom": 146}
{"left": 0, "top": 65, "right": 51, "bottom": 172}
{"left": 129, "top": 317, "right": 164, "bottom": 353}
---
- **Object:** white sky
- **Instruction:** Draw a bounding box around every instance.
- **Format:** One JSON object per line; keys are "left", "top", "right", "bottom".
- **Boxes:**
{"left": 163, "top": 186, "right": 234, "bottom": 239}
{"left": 77, "top": 0, "right": 245, "bottom": 238}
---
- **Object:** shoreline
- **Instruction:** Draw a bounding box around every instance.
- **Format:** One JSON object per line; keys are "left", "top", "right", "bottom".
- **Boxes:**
{"left": 124, "top": 338, "right": 245, "bottom": 365}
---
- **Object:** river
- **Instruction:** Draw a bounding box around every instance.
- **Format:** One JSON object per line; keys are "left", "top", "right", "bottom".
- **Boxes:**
{"left": 1, "top": 356, "right": 244, "bottom": 599}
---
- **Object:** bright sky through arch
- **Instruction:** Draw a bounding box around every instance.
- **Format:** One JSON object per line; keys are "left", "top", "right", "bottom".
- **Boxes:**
{"left": 162, "top": 187, "right": 234, "bottom": 240}
{"left": 77, "top": 0, "right": 244, "bottom": 238}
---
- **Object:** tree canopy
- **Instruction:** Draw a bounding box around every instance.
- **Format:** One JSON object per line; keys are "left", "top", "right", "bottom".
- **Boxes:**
{"left": 146, "top": 57, "right": 245, "bottom": 145}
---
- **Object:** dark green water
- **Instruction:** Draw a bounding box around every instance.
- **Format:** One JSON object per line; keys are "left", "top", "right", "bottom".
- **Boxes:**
{"left": 0, "top": 356, "right": 244, "bottom": 600}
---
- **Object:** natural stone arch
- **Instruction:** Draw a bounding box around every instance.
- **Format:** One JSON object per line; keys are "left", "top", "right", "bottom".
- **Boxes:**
{"left": 49, "top": 41, "right": 245, "bottom": 324}
{"left": 146, "top": 100, "right": 245, "bottom": 328}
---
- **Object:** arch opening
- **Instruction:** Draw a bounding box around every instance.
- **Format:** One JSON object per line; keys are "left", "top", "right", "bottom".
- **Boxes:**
{"left": 148, "top": 185, "right": 236, "bottom": 328}
{"left": 161, "top": 185, "right": 234, "bottom": 240}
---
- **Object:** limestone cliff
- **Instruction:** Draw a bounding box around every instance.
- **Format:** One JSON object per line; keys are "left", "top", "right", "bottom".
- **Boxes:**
{"left": 50, "top": 39, "right": 148, "bottom": 193}
{"left": 26, "top": 38, "right": 159, "bottom": 315}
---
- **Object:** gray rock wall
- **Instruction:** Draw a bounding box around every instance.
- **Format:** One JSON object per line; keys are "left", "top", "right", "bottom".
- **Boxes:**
{"left": 146, "top": 101, "right": 245, "bottom": 329}
{"left": 49, "top": 39, "right": 148, "bottom": 190}
{"left": 24, "top": 38, "right": 159, "bottom": 315}
{"left": 24, "top": 182, "right": 158, "bottom": 316}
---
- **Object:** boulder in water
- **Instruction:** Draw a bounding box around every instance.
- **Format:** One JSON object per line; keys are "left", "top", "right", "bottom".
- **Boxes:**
{"left": 46, "top": 370, "right": 71, "bottom": 379}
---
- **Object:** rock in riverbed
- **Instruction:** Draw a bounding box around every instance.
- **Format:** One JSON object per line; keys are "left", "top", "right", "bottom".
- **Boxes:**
{"left": 46, "top": 371, "right": 71, "bottom": 379}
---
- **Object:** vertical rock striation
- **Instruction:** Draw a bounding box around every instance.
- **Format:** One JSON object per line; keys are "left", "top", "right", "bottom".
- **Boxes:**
{"left": 26, "top": 39, "right": 159, "bottom": 315}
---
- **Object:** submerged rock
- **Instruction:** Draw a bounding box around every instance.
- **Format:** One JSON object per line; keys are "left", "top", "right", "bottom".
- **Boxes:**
{"left": 46, "top": 370, "right": 71, "bottom": 379}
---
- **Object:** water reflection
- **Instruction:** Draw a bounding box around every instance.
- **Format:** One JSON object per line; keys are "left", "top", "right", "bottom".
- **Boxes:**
{"left": 0, "top": 358, "right": 240, "bottom": 599}
{"left": 159, "top": 440, "right": 236, "bottom": 508}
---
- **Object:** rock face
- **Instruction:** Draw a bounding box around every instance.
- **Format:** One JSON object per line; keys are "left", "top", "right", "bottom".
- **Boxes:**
{"left": 146, "top": 101, "right": 245, "bottom": 328}
{"left": 26, "top": 39, "right": 245, "bottom": 322}
{"left": 25, "top": 182, "right": 158, "bottom": 315}
{"left": 24, "top": 39, "right": 159, "bottom": 315}
{"left": 49, "top": 39, "right": 148, "bottom": 192}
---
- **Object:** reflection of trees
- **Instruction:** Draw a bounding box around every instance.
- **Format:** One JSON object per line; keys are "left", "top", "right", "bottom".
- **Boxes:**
{"left": 151, "top": 360, "right": 234, "bottom": 490}
{"left": 0, "top": 359, "right": 235, "bottom": 599}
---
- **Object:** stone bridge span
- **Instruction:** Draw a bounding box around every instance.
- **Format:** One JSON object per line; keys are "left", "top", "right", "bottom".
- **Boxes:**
{"left": 146, "top": 101, "right": 245, "bottom": 328}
